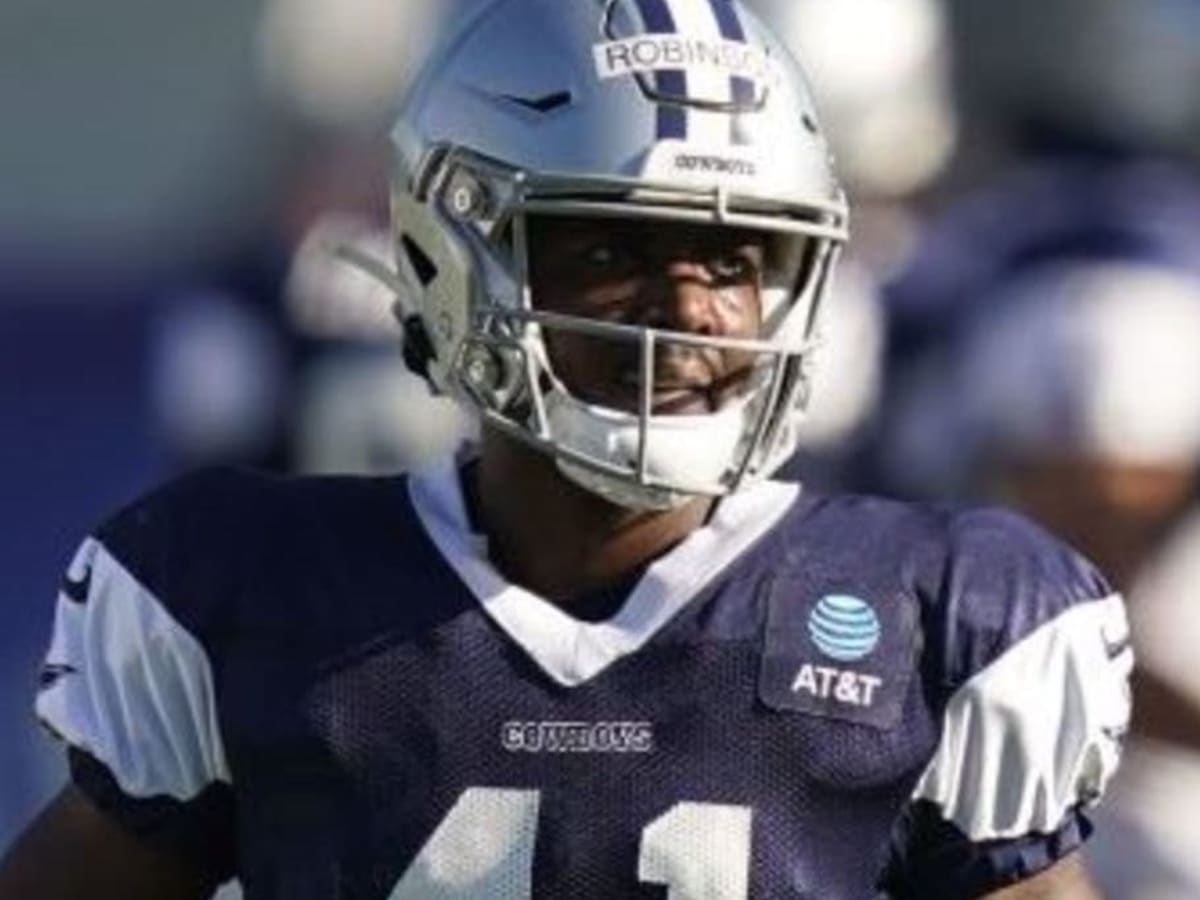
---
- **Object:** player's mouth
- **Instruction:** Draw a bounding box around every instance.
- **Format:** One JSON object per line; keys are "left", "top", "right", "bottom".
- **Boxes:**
{"left": 652, "top": 388, "right": 715, "bottom": 415}
{"left": 646, "top": 385, "right": 716, "bottom": 415}
{"left": 613, "top": 373, "right": 723, "bottom": 415}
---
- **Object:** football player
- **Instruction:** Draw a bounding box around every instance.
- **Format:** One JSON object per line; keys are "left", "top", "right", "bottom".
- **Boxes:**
{"left": 0, "top": 0, "right": 1130, "bottom": 898}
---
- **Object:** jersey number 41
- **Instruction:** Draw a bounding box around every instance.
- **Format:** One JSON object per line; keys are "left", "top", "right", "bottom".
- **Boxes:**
{"left": 389, "top": 787, "right": 752, "bottom": 899}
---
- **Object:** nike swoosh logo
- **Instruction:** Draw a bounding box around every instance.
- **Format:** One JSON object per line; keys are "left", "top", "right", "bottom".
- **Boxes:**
{"left": 1101, "top": 724, "right": 1128, "bottom": 746}
{"left": 501, "top": 91, "right": 573, "bottom": 113}
{"left": 1103, "top": 634, "right": 1132, "bottom": 661}
{"left": 61, "top": 565, "right": 92, "bottom": 604}
{"left": 38, "top": 663, "right": 78, "bottom": 690}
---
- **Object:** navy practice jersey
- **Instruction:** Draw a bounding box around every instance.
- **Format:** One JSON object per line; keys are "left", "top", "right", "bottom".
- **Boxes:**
{"left": 35, "top": 461, "right": 1131, "bottom": 899}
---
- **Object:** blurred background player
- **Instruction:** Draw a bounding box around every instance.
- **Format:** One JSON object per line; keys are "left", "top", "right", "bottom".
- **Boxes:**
{"left": 1097, "top": 500, "right": 1200, "bottom": 898}
{"left": 871, "top": 1, "right": 1200, "bottom": 896}
{"left": 885, "top": 253, "right": 1200, "bottom": 900}
{"left": 0, "top": 0, "right": 454, "bottom": 879}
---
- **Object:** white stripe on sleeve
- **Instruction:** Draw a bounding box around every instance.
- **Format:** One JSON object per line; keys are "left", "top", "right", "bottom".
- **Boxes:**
{"left": 912, "top": 593, "right": 1132, "bottom": 841}
{"left": 36, "top": 537, "right": 231, "bottom": 800}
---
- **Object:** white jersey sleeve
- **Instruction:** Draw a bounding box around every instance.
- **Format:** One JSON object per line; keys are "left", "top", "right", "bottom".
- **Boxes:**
{"left": 34, "top": 475, "right": 238, "bottom": 879}
{"left": 884, "top": 507, "right": 1133, "bottom": 898}
{"left": 36, "top": 535, "right": 230, "bottom": 801}
{"left": 913, "top": 592, "right": 1132, "bottom": 841}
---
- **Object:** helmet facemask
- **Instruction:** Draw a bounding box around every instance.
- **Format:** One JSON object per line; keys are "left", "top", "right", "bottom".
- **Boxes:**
{"left": 391, "top": 146, "right": 844, "bottom": 510}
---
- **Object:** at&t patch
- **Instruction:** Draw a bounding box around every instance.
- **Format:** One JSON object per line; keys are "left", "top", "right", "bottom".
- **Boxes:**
{"left": 758, "top": 583, "right": 920, "bottom": 729}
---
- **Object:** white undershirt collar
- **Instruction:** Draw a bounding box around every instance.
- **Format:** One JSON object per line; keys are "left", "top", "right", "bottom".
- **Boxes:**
{"left": 408, "top": 458, "right": 799, "bottom": 687}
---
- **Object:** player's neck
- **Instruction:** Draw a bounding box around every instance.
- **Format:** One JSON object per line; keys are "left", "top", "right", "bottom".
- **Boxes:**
{"left": 470, "top": 426, "right": 714, "bottom": 611}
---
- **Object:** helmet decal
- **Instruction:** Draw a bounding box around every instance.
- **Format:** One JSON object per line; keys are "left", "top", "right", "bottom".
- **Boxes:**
{"left": 599, "top": 0, "right": 779, "bottom": 143}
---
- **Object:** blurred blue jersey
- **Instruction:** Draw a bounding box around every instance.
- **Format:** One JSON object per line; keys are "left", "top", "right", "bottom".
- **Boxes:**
{"left": 35, "top": 462, "right": 1130, "bottom": 899}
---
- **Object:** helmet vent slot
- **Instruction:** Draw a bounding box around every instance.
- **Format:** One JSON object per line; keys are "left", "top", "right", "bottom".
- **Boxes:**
{"left": 401, "top": 234, "right": 439, "bottom": 287}
{"left": 501, "top": 91, "right": 573, "bottom": 114}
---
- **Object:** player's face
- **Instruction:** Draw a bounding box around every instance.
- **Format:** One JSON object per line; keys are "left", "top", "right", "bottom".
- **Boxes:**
{"left": 527, "top": 215, "right": 767, "bottom": 415}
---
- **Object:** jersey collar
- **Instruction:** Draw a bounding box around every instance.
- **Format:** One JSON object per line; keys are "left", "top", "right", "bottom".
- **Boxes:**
{"left": 408, "top": 457, "right": 799, "bottom": 686}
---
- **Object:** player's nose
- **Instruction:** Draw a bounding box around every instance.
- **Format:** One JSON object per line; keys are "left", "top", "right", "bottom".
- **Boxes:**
{"left": 643, "top": 258, "right": 723, "bottom": 336}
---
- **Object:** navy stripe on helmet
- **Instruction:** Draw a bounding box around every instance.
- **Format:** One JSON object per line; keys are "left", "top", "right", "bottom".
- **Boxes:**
{"left": 655, "top": 72, "right": 688, "bottom": 138}
{"left": 708, "top": 0, "right": 754, "bottom": 145}
{"left": 635, "top": 0, "right": 689, "bottom": 139}
{"left": 730, "top": 75, "right": 755, "bottom": 147}
{"left": 731, "top": 75, "right": 755, "bottom": 111}
{"left": 636, "top": 0, "right": 676, "bottom": 33}
{"left": 708, "top": 0, "right": 746, "bottom": 40}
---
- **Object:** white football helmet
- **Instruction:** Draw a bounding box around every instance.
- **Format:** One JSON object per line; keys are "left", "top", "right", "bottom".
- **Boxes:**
{"left": 385, "top": 0, "right": 848, "bottom": 509}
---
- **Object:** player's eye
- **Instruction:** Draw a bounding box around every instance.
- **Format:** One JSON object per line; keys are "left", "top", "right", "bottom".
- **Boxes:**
{"left": 582, "top": 242, "right": 631, "bottom": 268}
{"left": 584, "top": 244, "right": 617, "bottom": 267}
{"left": 707, "top": 249, "right": 761, "bottom": 283}
{"left": 576, "top": 241, "right": 642, "bottom": 278}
